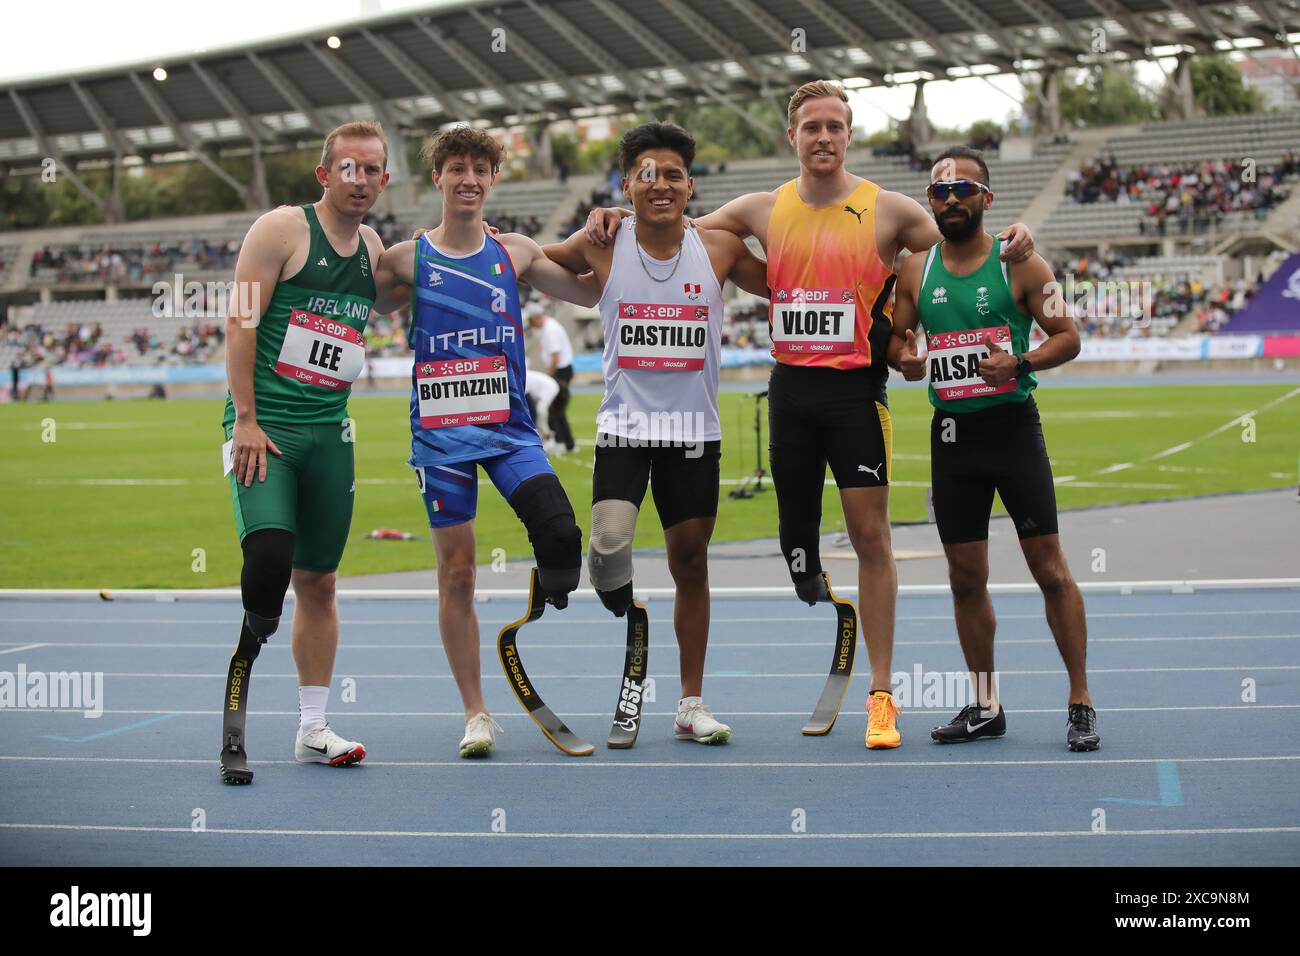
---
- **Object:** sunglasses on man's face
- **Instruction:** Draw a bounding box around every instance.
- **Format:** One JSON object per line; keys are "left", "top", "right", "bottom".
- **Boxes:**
{"left": 927, "top": 179, "right": 991, "bottom": 201}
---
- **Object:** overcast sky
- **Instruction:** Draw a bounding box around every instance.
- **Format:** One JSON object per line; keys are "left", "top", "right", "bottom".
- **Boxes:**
{"left": 5, "top": 0, "right": 1178, "bottom": 135}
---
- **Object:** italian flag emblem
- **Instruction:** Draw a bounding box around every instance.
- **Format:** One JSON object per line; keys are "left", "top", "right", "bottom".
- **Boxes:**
{"left": 490, "top": 262, "right": 505, "bottom": 276}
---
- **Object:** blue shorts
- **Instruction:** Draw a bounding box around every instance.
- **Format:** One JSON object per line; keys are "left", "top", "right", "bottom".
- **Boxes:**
{"left": 413, "top": 442, "right": 554, "bottom": 528}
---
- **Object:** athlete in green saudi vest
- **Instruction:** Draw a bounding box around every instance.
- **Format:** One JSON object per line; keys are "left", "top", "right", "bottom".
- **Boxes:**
{"left": 217, "top": 122, "right": 389, "bottom": 784}
{"left": 889, "top": 147, "right": 1100, "bottom": 753}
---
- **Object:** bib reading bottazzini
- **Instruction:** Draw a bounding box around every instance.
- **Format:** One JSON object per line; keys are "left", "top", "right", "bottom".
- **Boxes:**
{"left": 416, "top": 355, "right": 511, "bottom": 429}
{"left": 222, "top": 203, "right": 376, "bottom": 427}
{"left": 916, "top": 236, "right": 1037, "bottom": 414}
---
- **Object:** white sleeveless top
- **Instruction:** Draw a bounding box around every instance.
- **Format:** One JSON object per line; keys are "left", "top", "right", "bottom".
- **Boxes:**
{"left": 595, "top": 218, "right": 724, "bottom": 443}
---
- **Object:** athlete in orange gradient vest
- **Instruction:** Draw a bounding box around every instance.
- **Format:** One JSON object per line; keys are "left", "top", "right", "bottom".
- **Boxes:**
{"left": 587, "top": 81, "right": 1035, "bottom": 749}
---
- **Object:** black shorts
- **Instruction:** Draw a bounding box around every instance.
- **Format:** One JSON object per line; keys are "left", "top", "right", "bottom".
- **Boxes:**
{"left": 592, "top": 436, "right": 722, "bottom": 529}
{"left": 768, "top": 362, "right": 892, "bottom": 489}
{"left": 930, "top": 396, "right": 1059, "bottom": 545}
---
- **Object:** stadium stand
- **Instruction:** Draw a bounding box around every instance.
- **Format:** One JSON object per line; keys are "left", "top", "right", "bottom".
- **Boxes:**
{"left": 1041, "top": 113, "right": 1300, "bottom": 243}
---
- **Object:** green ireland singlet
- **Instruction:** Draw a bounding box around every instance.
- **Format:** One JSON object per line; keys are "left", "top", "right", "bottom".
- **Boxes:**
{"left": 222, "top": 203, "right": 377, "bottom": 427}
{"left": 916, "top": 236, "right": 1037, "bottom": 414}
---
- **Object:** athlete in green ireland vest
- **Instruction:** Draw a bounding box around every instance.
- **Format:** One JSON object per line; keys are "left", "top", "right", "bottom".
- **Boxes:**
{"left": 889, "top": 146, "right": 1101, "bottom": 752}
{"left": 218, "top": 121, "right": 389, "bottom": 784}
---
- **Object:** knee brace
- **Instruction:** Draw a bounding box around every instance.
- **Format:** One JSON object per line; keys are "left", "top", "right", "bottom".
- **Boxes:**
{"left": 240, "top": 528, "right": 295, "bottom": 638}
{"left": 589, "top": 499, "right": 639, "bottom": 617}
{"left": 509, "top": 473, "right": 581, "bottom": 604}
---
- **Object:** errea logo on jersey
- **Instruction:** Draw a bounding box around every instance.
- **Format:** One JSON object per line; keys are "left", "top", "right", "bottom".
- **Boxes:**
{"left": 931, "top": 286, "right": 947, "bottom": 305}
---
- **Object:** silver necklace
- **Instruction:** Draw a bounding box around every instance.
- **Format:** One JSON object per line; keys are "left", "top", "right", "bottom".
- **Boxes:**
{"left": 633, "top": 219, "right": 684, "bottom": 283}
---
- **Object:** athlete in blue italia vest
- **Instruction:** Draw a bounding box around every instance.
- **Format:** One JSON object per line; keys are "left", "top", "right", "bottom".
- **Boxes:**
{"left": 374, "top": 127, "right": 599, "bottom": 758}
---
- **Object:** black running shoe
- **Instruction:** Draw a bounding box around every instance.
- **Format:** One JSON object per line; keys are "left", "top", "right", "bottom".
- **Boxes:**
{"left": 1067, "top": 703, "right": 1101, "bottom": 751}
{"left": 930, "top": 703, "right": 1006, "bottom": 744}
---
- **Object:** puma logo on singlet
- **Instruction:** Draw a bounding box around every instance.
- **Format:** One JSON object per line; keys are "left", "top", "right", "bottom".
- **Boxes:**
{"left": 858, "top": 462, "right": 884, "bottom": 480}
{"left": 843, "top": 205, "right": 867, "bottom": 224}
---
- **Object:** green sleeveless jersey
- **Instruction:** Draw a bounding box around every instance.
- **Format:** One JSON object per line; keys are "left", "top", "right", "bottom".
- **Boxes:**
{"left": 223, "top": 203, "right": 377, "bottom": 427}
{"left": 916, "top": 236, "right": 1037, "bottom": 414}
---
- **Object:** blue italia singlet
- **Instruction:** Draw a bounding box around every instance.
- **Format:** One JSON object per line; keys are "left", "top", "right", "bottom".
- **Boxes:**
{"left": 407, "top": 233, "right": 540, "bottom": 468}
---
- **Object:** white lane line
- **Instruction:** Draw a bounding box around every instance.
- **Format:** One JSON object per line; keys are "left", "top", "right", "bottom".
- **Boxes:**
{"left": 4, "top": 704, "right": 1299, "bottom": 718}
{"left": 4, "top": 633, "right": 1293, "bottom": 650}
{"left": 58, "top": 665, "right": 1300, "bottom": 679}
{"left": 33, "top": 479, "right": 190, "bottom": 487}
{"left": 8, "top": 579, "right": 1299, "bottom": 601}
{"left": 1, "top": 822, "right": 1297, "bottom": 841}
{"left": 0, "top": 643, "right": 48, "bottom": 656}
{"left": 1096, "top": 385, "right": 1300, "bottom": 475}
{"left": 4, "top": 609, "right": 1298, "bottom": 627}
{"left": 2, "top": 754, "right": 1297, "bottom": 769}
{"left": 1150, "top": 442, "right": 1193, "bottom": 460}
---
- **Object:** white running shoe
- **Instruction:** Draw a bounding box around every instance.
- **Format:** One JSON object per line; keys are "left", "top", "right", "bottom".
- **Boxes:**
{"left": 459, "top": 712, "right": 504, "bottom": 758}
{"left": 295, "top": 725, "right": 366, "bottom": 766}
{"left": 674, "top": 701, "right": 732, "bottom": 745}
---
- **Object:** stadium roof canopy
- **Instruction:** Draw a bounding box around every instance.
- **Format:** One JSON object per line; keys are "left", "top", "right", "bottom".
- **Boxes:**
{"left": 2, "top": 0, "right": 1296, "bottom": 178}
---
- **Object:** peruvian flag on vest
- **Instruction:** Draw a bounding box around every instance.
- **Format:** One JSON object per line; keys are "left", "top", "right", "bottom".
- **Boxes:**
{"left": 684, "top": 282, "right": 701, "bottom": 295}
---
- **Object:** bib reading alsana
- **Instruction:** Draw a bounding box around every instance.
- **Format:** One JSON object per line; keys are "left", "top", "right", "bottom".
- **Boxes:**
{"left": 917, "top": 236, "right": 1037, "bottom": 414}
{"left": 222, "top": 203, "right": 376, "bottom": 427}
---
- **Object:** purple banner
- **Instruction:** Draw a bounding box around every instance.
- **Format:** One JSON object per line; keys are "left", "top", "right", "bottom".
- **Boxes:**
{"left": 1220, "top": 253, "right": 1300, "bottom": 334}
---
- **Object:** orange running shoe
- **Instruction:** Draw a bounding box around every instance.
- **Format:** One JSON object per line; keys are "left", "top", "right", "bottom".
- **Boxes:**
{"left": 866, "top": 690, "right": 901, "bottom": 749}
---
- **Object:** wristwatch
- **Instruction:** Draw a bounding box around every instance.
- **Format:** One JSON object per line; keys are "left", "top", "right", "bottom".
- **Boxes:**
{"left": 1014, "top": 354, "right": 1033, "bottom": 379}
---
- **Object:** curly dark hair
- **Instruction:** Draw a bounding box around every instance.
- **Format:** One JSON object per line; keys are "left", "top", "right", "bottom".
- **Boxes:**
{"left": 420, "top": 125, "right": 505, "bottom": 174}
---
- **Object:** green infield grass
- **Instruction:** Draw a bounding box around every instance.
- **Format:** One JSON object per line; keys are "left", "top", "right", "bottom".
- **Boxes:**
{"left": 1, "top": 382, "right": 1295, "bottom": 588}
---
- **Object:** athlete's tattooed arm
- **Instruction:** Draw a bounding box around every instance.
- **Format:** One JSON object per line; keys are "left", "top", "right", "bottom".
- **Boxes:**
{"left": 226, "top": 207, "right": 300, "bottom": 485}
{"left": 373, "top": 240, "right": 416, "bottom": 314}
{"left": 886, "top": 251, "right": 927, "bottom": 382}
{"left": 504, "top": 233, "right": 601, "bottom": 307}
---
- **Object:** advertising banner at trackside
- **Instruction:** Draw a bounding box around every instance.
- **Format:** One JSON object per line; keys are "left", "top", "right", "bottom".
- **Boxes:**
{"left": 14, "top": 336, "right": 1295, "bottom": 390}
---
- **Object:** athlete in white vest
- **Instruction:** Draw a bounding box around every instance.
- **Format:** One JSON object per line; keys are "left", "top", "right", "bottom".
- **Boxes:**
{"left": 548, "top": 122, "right": 768, "bottom": 744}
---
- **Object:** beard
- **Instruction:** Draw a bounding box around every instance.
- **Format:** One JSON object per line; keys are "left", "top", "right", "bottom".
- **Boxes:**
{"left": 935, "top": 204, "right": 983, "bottom": 241}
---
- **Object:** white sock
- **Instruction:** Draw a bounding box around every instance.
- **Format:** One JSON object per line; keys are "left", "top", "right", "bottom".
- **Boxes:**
{"left": 298, "top": 685, "right": 329, "bottom": 737}
{"left": 678, "top": 696, "right": 702, "bottom": 713}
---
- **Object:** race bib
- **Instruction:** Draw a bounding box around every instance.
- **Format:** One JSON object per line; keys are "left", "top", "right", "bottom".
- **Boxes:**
{"left": 771, "top": 287, "right": 856, "bottom": 354}
{"left": 926, "top": 325, "right": 1016, "bottom": 401}
{"left": 274, "top": 308, "right": 366, "bottom": 391}
{"left": 416, "top": 356, "right": 510, "bottom": 429}
{"left": 616, "top": 302, "right": 709, "bottom": 371}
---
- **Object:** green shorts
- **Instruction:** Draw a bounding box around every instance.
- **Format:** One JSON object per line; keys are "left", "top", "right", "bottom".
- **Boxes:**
{"left": 225, "top": 420, "right": 356, "bottom": 573}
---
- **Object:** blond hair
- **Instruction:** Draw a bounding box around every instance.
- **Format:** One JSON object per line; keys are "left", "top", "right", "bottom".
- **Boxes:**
{"left": 787, "top": 80, "right": 852, "bottom": 128}
{"left": 320, "top": 121, "right": 389, "bottom": 171}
